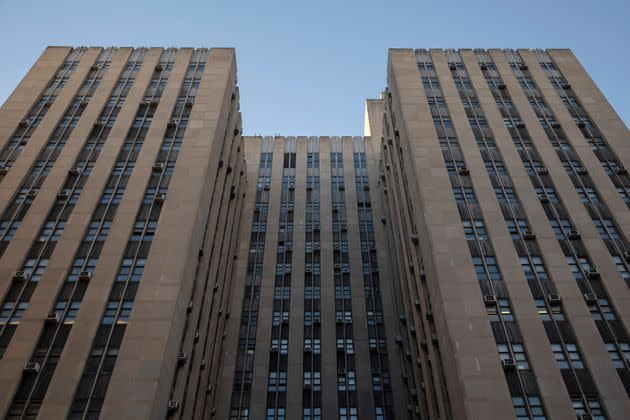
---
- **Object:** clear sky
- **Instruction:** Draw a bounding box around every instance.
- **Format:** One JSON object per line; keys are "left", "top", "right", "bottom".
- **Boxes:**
{"left": 1, "top": 0, "right": 628, "bottom": 135}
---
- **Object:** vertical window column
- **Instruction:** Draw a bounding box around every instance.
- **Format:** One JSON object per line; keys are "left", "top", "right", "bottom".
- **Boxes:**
{"left": 230, "top": 139, "right": 274, "bottom": 420}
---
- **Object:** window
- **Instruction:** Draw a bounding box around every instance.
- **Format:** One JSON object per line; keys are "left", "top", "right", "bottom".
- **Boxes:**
{"left": 473, "top": 256, "right": 500, "bottom": 280}
{"left": 549, "top": 219, "right": 572, "bottom": 239}
{"left": 267, "top": 371, "right": 287, "bottom": 392}
{"left": 571, "top": 398, "right": 605, "bottom": 419}
{"left": 22, "top": 258, "right": 48, "bottom": 282}
{"left": 497, "top": 343, "right": 529, "bottom": 369}
{"left": 565, "top": 256, "right": 590, "bottom": 279}
{"left": 513, "top": 396, "right": 546, "bottom": 420}
{"left": 612, "top": 256, "right": 630, "bottom": 280}
{"left": 520, "top": 256, "right": 547, "bottom": 279}
{"left": 535, "top": 299, "right": 565, "bottom": 321}
{"left": 506, "top": 219, "right": 528, "bottom": 239}
{"left": 0, "top": 302, "right": 28, "bottom": 325}
{"left": 534, "top": 187, "right": 558, "bottom": 202}
{"left": 462, "top": 219, "right": 487, "bottom": 240}
{"left": 303, "top": 371, "right": 321, "bottom": 391}
{"left": 551, "top": 343, "right": 583, "bottom": 369}
{"left": 454, "top": 187, "right": 476, "bottom": 203}
{"left": 339, "top": 407, "right": 358, "bottom": 420}
{"left": 589, "top": 298, "right": 616, "bottom": 321}
{"left": 496, "top": 187, "right": 518, "bottom": 204}
{"left": 68, "top": 258, "right": 98, "bottom": 281}
{"left": 102, "top": 300, "right": 133, "bottom": 324}
{"left": 116, "top": 258, "right": 145, "bottom": 282}
{"left": 607, "top": 342, "right": 630, "bottom": 368}
{"left": 487, "top": 299, "right": 513, "bottom": 321}
{"left": 575, "top": 187, "right": 599, "bottom": 203}
{"left": 592, "top": 218, "right": 620, "bottom": 239}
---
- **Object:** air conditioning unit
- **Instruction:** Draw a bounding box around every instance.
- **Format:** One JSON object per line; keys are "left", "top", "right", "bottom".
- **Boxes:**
{"left": 515, "top": 122, "right": 526, "bottom": 128}
{"left": 13, "top": 271, "right": 26, "bottom": 281}
{"left": 584, "top": 293, "right": 597, "bottom": 304}
{"left": 24, "top": 362, "right": 41, "bottom": 374}
{"left": 0, "top": 165, "right": 8, "bottom": 175}
{"left": 153, "top": 162, "right": 164, "bottom": 172}
{"left": 425, "top": 311, "right": 433, "bottom": 321}
{"left": 537, "top": 167, "right": 548, "bottom": 175}
{"left": 342, "top": 267, "right": 350, "bottom": 274}
{"left": 410, "top": 233, "right": 419, "bottom": 245}
{"left": 336, "top": 316, "right": 344, "bottom": 324}
{"left": 186, "top": 302, "right": 193, "bottom": 313}
{"left": 167, "top": 400, "right": 179, "bottom": 414}
{"left": 19, "top": 119, "right": 29, "bottom": 127}
{"left": 340, "top": 224, "right": 347, "bottom": 232}
{"left": 539, "top": 194, "right": 549, "bottom": 203}
{"left": 615, "top": 167, "right": 628, "bottom": 175}
{"left": 79, "top": 271, "right": 91, "bottom": 282}
{"left": 45, "top": 312, "right": 61, "bottom": 324}
{"left": 313, "top": 243, "right": 320, "bottom": 251}
{"left": 57, "top": 191, "right": 70, "bottom": 200}
{"left": 288, "top": 183, "right": 295, "bottom": 191}
{"left": 306, "top": 184, "right": 313, "bottom": 191}
{"left": 577, "top": 121, "right": 586, "bottom": 128}
{"left": 414, "top": 299, "right": 421, "bottom": 309}
{"left": 90, "top": 64, "right": 100, "bottom": 71}
{"left": 263, "top": 185, "right": 270, "bottom": 191}
{"left": 155, "top": 63, "right": 164, "bottom": 71}
{"left": 200, "top": 359, "right": 206, "bottom": 369}
{"left": 332, "top": 206, "right": 339, "bottom": 213}
{"left": 27, "top": 190, "right": 37, "bottom": 199}
{"left": 484, "top": 295, "right": 497, "bottom": 306}
{"left": 93, "top": 121, "right": 103, "bottom": 128}
{"left": 562, "top": 83, "right": 571, "bottom": 90}
{"left": 587, "top": 268, "right": 600, "bottom": 279}
{"left": 399, "top": 314, "right": 407, "bottom": 324}
{"left": 551, "top": 121, "right": 561, "bottom": 128}
{"left": 193, "top": 332, "right": 200, "bottom": 343}
{"left": 522, "top": 230, "right": 536, "bottom": 240}
{"left": 154, "top": 194, "right": 166, "bottom": 204}
{"left": 167, "top": 121, "right": 177, "bottom": 128}
{"left": 457, "top": 166, "right": 470, "bottom": 175}
{"left": 547, "top": 294, "right": 562, "bottom": 305}
{"left": 338, "top": 185, "right": 345, "bottom": 191}
{"left": 233, "top": 127, "right": 239, "bottom": 136}
{"left": 313, "top": 317, "right": 320, "bottom": 325}
{"left": 381, "top": 216, "right": 387, "bottom": 224}
{"left": 363, "top": 185, "right": 370, "bottom": 191}
{"left": 480, "top": 63, "right": 488, "bottom": 70}
{"left": 313, "top": 224, "right": 320, "bottom": 231}
{"left": 449, "top": 63, "right": 457, "bottom": 70}
{"left": 567, "top": 230, "right": 580, "bottom": 240}
{"left": 68, "top": 167, "right": 80, "bottom": 175}
{"left": 305, "top": 267, "right": 312, "bottom": 274}
{"left": 177, "top": 352, "right": 187, "bottom": 365}
{"left": 497, "top": 83, "right": 506, "bottom": 90}
{"left": 303, "top": 345, "right": 312, "bottom": 353}
{"left": 502, "top": 358, "right": 516, "bottom": 370}
{"left": 518, "top": 64, "right": 528, "bottom": 70}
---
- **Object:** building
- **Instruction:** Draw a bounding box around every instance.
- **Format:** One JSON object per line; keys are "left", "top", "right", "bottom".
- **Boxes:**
{"left": 1, "top": 46, "right": 630, "bottom": 420}
{"left": 0, "top": 47, "right": 245, "bottom": 419}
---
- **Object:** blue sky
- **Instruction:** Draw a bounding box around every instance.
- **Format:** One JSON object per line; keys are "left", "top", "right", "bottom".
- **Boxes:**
{"left": 1, "top": 0, "right": 628, "bottom": 135}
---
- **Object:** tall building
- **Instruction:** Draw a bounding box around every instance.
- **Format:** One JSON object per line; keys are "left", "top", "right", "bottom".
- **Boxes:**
{"left": 0, "top": 47, "right": 245, "bottom": 419}
{"left": 1, "top": 46, "right": 629, "bottom": 420}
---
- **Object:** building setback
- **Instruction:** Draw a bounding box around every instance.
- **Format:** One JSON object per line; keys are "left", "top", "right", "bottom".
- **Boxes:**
{"left": 0, "top": 46, "right": 629, "bottom": 420}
